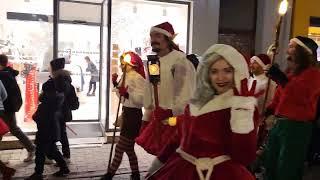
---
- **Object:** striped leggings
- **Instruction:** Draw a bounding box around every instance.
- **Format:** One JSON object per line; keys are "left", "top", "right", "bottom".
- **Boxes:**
{"left": 108, "top": 135, "right": 139, "bottom": 174}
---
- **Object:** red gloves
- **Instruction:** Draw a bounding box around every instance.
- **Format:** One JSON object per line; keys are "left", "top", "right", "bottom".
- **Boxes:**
{"left": 112, "top": 73, "right": 118, "bottom": 87}
{"left": 118, "top": 86, "right": 129, "bottom": 99}
{"left": 234, "top": 78, "right": 265, "bottom": 98}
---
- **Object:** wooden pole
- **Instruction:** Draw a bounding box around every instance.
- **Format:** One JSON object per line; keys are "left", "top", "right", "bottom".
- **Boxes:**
{"left": 261, "top": 15, "right": 284, "bottom": 118}
{"left": 107, "top": 64, "right": 127, "bottom": 170}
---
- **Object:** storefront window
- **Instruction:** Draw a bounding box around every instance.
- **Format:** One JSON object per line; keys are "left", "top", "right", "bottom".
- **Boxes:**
{"left": 108, "top": 0, "right": 189, "bottom": 128}
{"left": 0, "top": 0, "right": 53, "bottom": 132}
{"left": 0, "top": 0, "right": 190, "bottom": 132}
{"left": 308, "top": 26, "right": 320, "bottom": 61}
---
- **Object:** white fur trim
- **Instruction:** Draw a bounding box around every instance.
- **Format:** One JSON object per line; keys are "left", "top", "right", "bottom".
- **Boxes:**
{"left": 229, "top": 96, "right": 256, "bottom": 134}
{"left": 291, "top": 38, "right": 313, "bottom": 54}
{"left": 251, "top": 56, "right": 266, "bottom": 69}
{"left": 190, "top": 90, "right": 234, "bottom": 116}
{"left": 150, "top": 27, "right": 173, "bottom": 37}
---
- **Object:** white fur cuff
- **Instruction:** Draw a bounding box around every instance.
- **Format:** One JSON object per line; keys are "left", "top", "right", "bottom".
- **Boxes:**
{"left": 230, "top": 96, "right": 256, "bottom": 134}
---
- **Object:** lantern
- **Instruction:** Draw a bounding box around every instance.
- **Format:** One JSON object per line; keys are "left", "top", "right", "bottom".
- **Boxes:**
{"left": 147, "top": 55, "right": 160, "bottom": 85}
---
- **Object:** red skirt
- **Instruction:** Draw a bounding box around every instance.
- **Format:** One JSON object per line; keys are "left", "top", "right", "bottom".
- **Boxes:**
{"left": 149, "top": 153, "right": 255, "bottom": 180}
{"left": 135, "top": 109, "right": 177, "bottom": 156}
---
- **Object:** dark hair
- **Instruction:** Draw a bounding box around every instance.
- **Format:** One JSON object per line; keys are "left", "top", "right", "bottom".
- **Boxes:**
{"left": 85, "top": 56, "right": 90, "bottom": 61}
{"left": 0, "top": 54, "right": 8, "bottom": 67}
{"left": 164, "top": 36, "right": 180, "bottom": 51}
{"left": 292, "top": 45, "right": 317, "bottom": 74}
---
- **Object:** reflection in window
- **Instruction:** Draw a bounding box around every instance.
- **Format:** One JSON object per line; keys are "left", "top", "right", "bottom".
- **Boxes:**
{"left": 0, "top": 0, "right": 53, "bottom": 132}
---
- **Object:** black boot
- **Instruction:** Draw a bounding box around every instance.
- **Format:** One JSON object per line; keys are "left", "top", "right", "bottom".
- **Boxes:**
{"left": 52, "top": 167, "right": 70, "bottom": 177}
{"left": 100, "top": 172, "right": 114, "bottom": 180}
{"left": 25, "top": 173, "right": 43, "bottom": 180}
{"left": 131, "top": 172, "right": 140, "bottom": 180}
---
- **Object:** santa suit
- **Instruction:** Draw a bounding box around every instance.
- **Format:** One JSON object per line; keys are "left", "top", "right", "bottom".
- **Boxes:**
{"left": 136, "top": 49, "right": 196, "bottom": 155}
{"left": 148, "top": 90, "right": 258, "bottom": 180}
{"left": 147, "top": 44, "right": 259, "bottom": 180}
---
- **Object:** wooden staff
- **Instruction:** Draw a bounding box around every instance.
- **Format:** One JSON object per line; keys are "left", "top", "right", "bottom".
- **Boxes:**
{"left": 107, "top": 61, "right": 128, "bottom": 170}
{"left": 261, "top": 0, "right": 288, "bottom": 117}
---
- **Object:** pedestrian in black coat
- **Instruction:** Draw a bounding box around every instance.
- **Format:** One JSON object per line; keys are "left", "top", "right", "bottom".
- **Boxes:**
{"left": 50, "top": 67, "right": 79, "bottom": 162}
{"left": 27, "top": 58, "right": 70, "bottom": 180}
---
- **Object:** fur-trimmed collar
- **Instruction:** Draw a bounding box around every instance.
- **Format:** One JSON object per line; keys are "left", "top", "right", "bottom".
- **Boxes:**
{"left": 190, "top": 89, "right": 234, "bottom": 116}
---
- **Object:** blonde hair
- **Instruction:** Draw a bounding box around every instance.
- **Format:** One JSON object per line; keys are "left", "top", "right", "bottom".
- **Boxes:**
{"left": 191, "top": 53, "right": 230, "bottom": 108}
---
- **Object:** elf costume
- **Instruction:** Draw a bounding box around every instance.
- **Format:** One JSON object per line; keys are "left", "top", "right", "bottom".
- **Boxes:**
{"left": 263, "top": 36, "right": 320, "bottom": 180}
{"left": 102, "top": 52, "right": 146, "bottom": 180}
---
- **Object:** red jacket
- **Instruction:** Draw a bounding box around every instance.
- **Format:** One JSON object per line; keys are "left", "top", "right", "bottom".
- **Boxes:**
{"left": 268, "top": 67, "right": 320, "bottom": 122}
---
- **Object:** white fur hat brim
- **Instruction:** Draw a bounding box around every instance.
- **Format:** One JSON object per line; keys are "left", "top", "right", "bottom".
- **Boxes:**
{"left": 202, "top": 44, "right": 249, "bottom": 91}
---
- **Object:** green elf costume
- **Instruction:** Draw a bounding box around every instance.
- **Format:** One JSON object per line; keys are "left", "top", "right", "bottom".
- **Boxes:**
{"left": 263, "top": 36, "right": 320, "bottom": 180}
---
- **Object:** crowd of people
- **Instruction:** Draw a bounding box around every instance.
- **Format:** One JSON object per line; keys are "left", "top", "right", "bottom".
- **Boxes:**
{"left": 0, "top": 21, "right": 320, "bottom": 180}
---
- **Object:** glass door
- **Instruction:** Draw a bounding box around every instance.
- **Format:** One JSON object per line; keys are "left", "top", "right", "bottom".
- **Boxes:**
{"left": 57, "top": 23, "right": 100, "bottom": 121}
{"left": 55, "top": 0, "right": 107, "bottom": 138}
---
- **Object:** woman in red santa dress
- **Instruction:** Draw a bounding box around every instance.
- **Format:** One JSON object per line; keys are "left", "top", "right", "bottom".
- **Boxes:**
{"left": 147, "top": 44, "right": 259, "bottom": 180}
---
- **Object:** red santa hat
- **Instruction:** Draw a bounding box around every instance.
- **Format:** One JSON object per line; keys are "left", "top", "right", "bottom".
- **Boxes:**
{"left": 250, "top": 54, "right": 271, "bottom": 69}
{"left": 150, "top": 22, "right": 177, "bottom": 39}
{"left": 121, "top": 52, "right": 145, "bottom": 78}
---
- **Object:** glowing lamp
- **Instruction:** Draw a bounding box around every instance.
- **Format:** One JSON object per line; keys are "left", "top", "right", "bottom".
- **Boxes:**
{"left": 147, "top": 55, "right": 160, "bottom": 85}
{"left": 123, "top": 54, "right": 132, "bottom": 64}
{"left": 278, "top": 0, "right": 288, "bottom": 15}
{"left": 149, "top": 64, "right": 159, "bottom": 76}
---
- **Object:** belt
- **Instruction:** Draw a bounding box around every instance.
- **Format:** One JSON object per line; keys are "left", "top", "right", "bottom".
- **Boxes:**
{"left": 176, "top": 148, "right": 231, "bottom": 180}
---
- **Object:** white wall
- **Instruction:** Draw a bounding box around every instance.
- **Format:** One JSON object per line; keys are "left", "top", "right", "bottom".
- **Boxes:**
{"left": 191, "top": 0, "right": 220, "bottom": 56}
{"left": 0, "top": 0, "right": 53, "bottom": 40}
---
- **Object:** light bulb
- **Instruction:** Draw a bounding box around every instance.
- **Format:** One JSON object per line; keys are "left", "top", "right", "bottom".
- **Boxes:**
{"left": 278, "top": 0, "right": 288, "bottom": 15}
{"left": 149, "top": 64, "right": 159, "bottom": 75}
{"left": 123, "top": 54, "right": 131, "bottom": 64}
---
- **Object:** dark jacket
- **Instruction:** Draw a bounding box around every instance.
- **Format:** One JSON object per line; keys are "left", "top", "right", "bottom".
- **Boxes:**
{"left": 52, "top": 69, "right": 78, "bottom": 122}
{"left": 33, "top": 78, "right": 64, "bottom": 144}
{"left": 86, "top": 61, "right": 99, "bottom": 82}
{"left": 0, "top": 67, "right": 23, "bottom": 112}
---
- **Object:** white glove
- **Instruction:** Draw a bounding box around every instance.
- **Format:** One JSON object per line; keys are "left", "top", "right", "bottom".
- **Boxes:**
{"left": 148, "top": 158, "right": 164, "bottom": 176}
{"left": 267, "top": 44, "right": 277, "bottom": 57}
{"left": 229, "top": 96, "right": 256, "bottom": 134}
